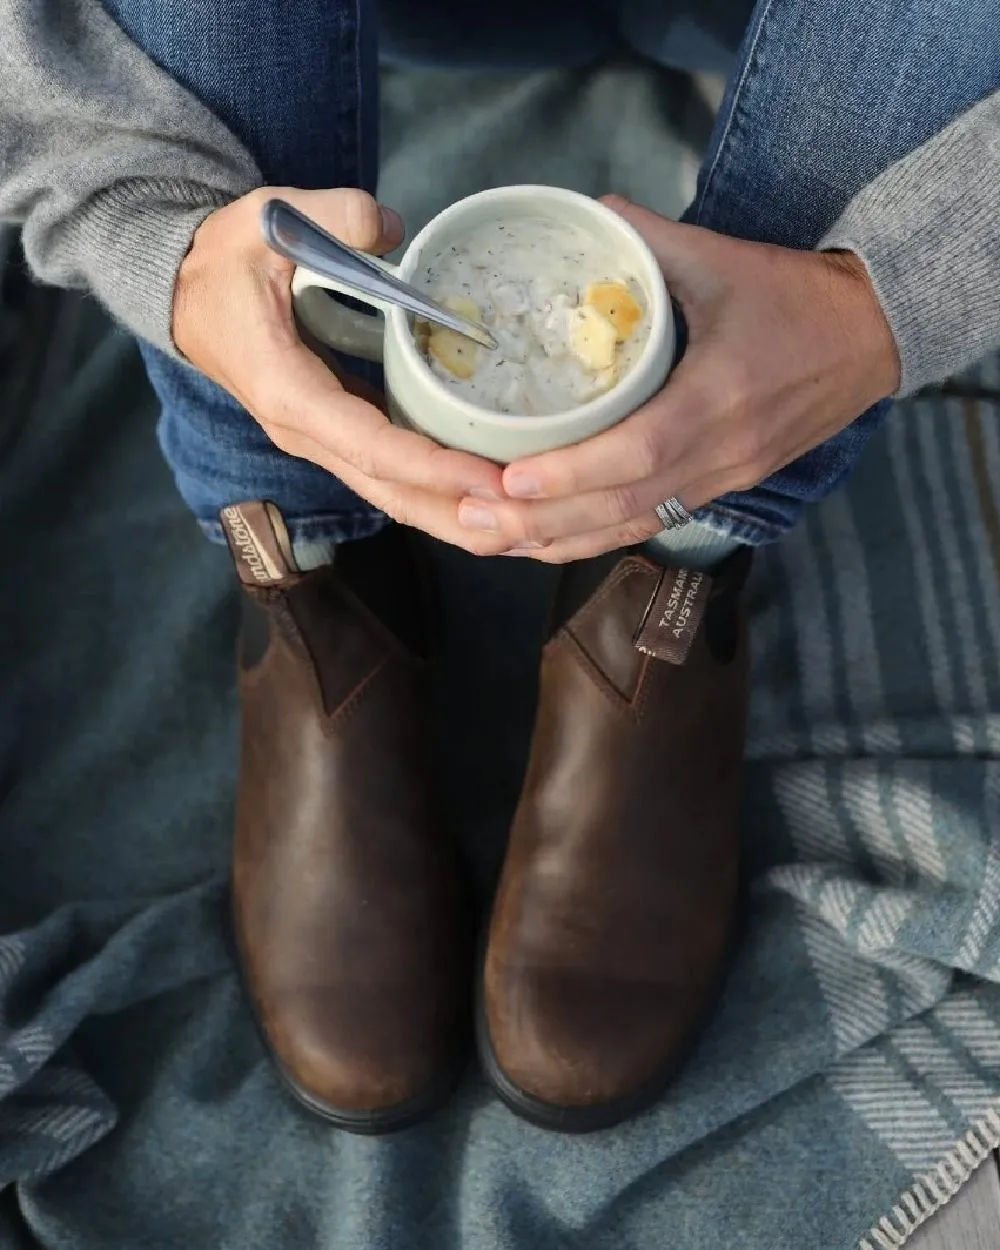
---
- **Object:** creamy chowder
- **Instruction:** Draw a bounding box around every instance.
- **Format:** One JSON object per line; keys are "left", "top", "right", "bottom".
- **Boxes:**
{"left": 411, "top": 215, "right": 650, "bottom": 416}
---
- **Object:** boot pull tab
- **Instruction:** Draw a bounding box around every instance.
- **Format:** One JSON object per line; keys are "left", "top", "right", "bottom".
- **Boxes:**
{"left": 220, "top": 501, "right": 297, "bottom": 587}
{"left": 633, "top": 565, "right": 712, "bottom": 665}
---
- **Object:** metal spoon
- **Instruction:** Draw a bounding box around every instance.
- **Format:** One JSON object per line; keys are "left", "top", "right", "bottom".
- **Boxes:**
{"left": 260, "top": 198, "right": 498, "bottom": 351}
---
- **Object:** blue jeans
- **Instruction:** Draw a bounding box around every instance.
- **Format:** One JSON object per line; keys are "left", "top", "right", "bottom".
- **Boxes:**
{"left": 104, "top": 0, "right": 1000, "bottom": 548}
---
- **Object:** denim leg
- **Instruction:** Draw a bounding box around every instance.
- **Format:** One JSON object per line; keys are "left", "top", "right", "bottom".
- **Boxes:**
{"left": 101, "top": 0, "right": 385, "bottom": 546}
{"left": 628, "top": 0, "right": 1000, "bottom": 544}
{"left": 379, "top": 0, "right": 616, "bottom": 71}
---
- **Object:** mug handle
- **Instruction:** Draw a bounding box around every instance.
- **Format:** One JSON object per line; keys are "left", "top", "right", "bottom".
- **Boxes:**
{"left": 290, "top": 258, "right": 398, "bottom": 364}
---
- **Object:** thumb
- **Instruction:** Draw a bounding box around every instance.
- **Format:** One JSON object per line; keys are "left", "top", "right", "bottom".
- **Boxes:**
{"left": 270, "top": 186, "right": 406, "bottom": 256}
{"left": 599, "top": 195, "right": 726, "bottom": 327}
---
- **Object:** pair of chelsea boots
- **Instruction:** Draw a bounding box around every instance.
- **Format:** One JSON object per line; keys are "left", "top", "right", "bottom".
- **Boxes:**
{"left": 220, "top": 500, "right": 750, "bottom": 1134}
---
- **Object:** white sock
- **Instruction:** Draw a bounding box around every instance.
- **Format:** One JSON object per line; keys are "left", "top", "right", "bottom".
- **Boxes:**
{"left": 644, "top": 518, "right": 743, "bottom": 571}
{"left": 291, "top": 538, "right": 338, "bottom": 571}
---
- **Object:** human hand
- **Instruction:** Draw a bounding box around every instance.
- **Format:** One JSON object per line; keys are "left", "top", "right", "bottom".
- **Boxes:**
{"left": 454, "top": 195, "right": 901, "bottom": 563}
{"left": 173, "top": 186, "right": 506, "bottom": 548}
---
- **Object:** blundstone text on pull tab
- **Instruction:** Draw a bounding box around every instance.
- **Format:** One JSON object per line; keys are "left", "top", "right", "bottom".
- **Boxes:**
{"left": 220, "top": 503, "right": 291, "bottom": 586}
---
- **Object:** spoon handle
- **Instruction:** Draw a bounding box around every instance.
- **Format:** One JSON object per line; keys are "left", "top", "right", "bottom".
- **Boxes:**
{"left": 260, "top": 199, "right": 497, "bottom": 350}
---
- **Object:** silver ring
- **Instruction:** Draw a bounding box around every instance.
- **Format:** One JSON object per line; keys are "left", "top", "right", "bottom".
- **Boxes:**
{"left": 655, "top": 496, "right": 694, "bottom": 531}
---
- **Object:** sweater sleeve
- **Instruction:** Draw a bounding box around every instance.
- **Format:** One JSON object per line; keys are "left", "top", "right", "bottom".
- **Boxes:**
{"left": 820, "top": 89, "right": 1000, "bottom": 396}
{"left": 0, "top": 0, "right": 262, "bottom": 355}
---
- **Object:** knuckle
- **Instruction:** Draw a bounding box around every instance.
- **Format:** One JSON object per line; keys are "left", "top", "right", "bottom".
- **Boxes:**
{"left": 511, "top": 511, "right": 545, "bottom": 546}
{"left": 360, "top": 420, "right": 408, "bottom": 482}
{"left": 241, "top": 189, "right": 285, "bottom": 261}
{"left": 345, "top": 439, "right": 379, "bottom": 480}
{"left": 629, "top": 424, "right": 663, "bottom": 481}
{"left": 243, "top": 186, "right": 272, "bottom": 210}
{"left": 467, "top": 534, "right": 507, "bottom": 557}
{"left": 621, "top": 517, "right": 661, "bottom": 547}
{"left": 713, "top": 362, "right": 752, "bottom": 415}
{"left": 726, "top": 423, "right": 766, "bottom": 475}
{"left": 241, "top": 187, "right": 273, "bottom": 223}
{"left": 337, "top": 188, "right": 383, "bottom": 251}
{"left": 605, "top": 483, "right": 642, "bottom": 526}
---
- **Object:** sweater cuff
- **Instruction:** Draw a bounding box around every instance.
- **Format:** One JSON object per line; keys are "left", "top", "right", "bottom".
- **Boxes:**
{"left": 67, "top": 178, "right": 251, "bottom": 357}
{"left": 818, "top": 94, "right": 1000, "bottom": 397}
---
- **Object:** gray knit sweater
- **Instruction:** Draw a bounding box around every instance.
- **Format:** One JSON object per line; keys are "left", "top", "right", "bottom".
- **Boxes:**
{"left": 1, "top": 0, "right": 998, "bottom": 396}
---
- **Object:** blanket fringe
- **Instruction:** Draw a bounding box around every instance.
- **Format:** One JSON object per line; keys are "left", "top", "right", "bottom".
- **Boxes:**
{"left": 858, "top": 1104, "right": 1000, "bottom": 1249}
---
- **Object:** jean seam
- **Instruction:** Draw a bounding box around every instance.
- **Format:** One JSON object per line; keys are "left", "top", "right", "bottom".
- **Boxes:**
{"left": 354, "top": 0, "right": 365, "bottom": 192}
{"left": 693, "top": 0, "right": 778, "bottom": 225}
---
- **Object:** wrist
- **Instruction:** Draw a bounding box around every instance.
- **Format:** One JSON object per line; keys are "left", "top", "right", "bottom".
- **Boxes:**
{"left": 821, "top": 248, "right": 901, "bottom": 400}
{"left": 171, "top": 198, "right": 246, "bottom": 364}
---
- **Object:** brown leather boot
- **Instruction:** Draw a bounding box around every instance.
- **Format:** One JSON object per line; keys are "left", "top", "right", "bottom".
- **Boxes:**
{"left": 219, "top": 502, "right": 466, "bottom": 1134}
{"left": 479, "top": 548, "right": 752, "bottom": 1132}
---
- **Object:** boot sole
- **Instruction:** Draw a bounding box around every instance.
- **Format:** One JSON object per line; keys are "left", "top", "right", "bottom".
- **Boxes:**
{"left": 278, "top": 1054, "right": 463, "bottom": 1136}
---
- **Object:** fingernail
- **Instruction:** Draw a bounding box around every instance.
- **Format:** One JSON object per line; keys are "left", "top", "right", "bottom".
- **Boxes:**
{"left": 468, "top": 486, "right": 502, "bottom": 501}
{"left": 504, "top": 473, "right": 543, "bottom": 499}
{"left": 458, "top": 502, "right": 499, "bottom": 532}
{"left": 379, "top": 205, "right": 404, "bottom": 237}
{"left": 509, "top": 541, "right": 544, "bottom": 550}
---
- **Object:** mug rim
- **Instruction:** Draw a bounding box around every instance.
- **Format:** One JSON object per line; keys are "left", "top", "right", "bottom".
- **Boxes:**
{"left": 386, "top": 185, "right": 672, "bottom": 431}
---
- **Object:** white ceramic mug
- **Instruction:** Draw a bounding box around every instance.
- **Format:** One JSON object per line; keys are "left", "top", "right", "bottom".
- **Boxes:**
{"left": 291, "top": 185, "right": 674, "bottom": 463}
